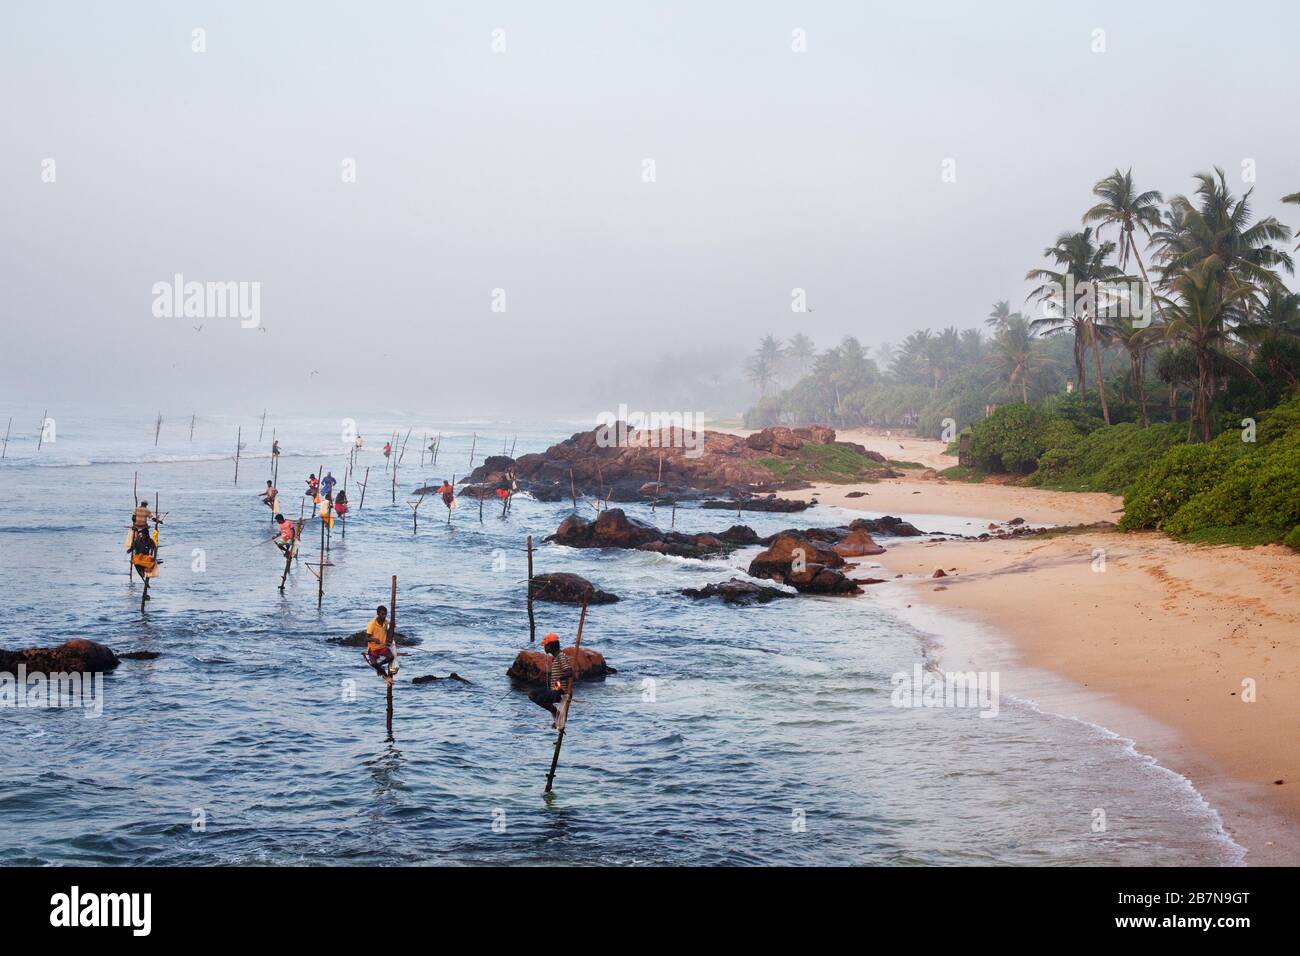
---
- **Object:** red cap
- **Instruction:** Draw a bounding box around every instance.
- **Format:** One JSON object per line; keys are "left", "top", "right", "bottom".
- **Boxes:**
{"left": 542, "top": 633, "right": 560, "bottom": 647}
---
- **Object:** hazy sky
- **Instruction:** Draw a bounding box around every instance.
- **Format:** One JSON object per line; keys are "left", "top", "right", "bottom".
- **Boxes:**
{"left": 3, "top": 0, "right": 1298, "bottom": 417}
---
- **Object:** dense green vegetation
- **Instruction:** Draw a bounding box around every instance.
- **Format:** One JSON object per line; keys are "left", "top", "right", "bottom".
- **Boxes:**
{"left": 743, "top": 166, "right": 1300, "bottom": 549}
{"left": 753, "top": 442, "right": 891, "bottom": 484}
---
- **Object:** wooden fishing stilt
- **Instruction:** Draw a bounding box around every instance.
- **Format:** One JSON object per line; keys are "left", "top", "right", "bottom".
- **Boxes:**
{"left": 526, "top": 535, "right": 536, "bottom": 643}
{"left": 129, "top": 471, "right": 139, "bottom": 581}
{"left": 398, "top": 427, "right": 412, "bottom": 465}
{"left": 671, "top": 499, "right": 676, "bottom": 528}
{"left": 189, "top": 413, "right": 195, "bottom": 442}
{"left": 446, "top": 473, "right": 456, "bottom": 526}
{"left": 358, "top": 467, "right": 369, "bottom": 510}
{"left": 152, "top": 411, "right": 161, "bottom": 447}
{"left": 37, "top": 409, "right": 48, "bottom": 452}
{"left": 258, "top": 409, "right": 267, "bottom": 443}
{"left": 140, "top": 493, "right": 160, "bottom": 611}
{"left": 509, "top": 435, "right": 517, "bottom": 458}
{"left": 1, "top": 416, "right": 11, "bottom": 460}
{"left": 234, "top": 427, "right": 242, "bottom": 485}
{"left": 569, "top": 468, "right": 577, "bottom": 511}
{"left": 386, "top": 574, "right": 398, "bottom": 740}
{"left": 409, "top": 492, "right": 426, "bottom": 533}
{"left": 316, "top": 514, "right": 326, "bottom": 608}
{"left": 544, "top": 589, "right": 590, "bottom": 794}
{"left": 478, "top": 489, "right": 484, "bottom": 523}
{"left": 432, "top": 433, "right": 440, "bottom": 467}
{"left": 469, "top": 432, "right": 477, "bottom": 469}
{"left": 391, "top": 454, "right": 397, "bottom": 505}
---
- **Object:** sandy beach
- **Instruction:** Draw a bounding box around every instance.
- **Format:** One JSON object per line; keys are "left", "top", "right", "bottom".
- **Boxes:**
{"left": 805, "top": 429, "right": 1300, "bottom": 864}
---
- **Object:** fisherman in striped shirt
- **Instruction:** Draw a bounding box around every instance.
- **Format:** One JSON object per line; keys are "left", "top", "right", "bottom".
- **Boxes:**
{"left": 530, "top": 632, "right": 573, "bottom": 729}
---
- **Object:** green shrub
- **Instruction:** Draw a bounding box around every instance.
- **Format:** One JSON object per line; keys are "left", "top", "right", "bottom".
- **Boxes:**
{"left": 1284, "top": 525, "right": 1300, "bottom": 551}
{"left": 1032, "top": 421, "right": 1183, "bottom": 493}
{"left": 969, "top": 404, "right": 1047, "bottom": 473}
{"left": 1120, "top": 443, "right": 1238, "bottom": 531}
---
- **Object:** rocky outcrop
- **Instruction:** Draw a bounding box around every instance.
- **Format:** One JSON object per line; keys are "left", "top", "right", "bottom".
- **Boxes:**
{"left": 747, "top": 532, "right": 861, "bottom": 596}
{"left": 681, "top": 578, "right": 796, "bottom": 605}
{"left": 331, "top": 630, "right": 421, "bottom": 647}
{"left": 485, "top": 423, "right": 892, "bottom": 499}
{"left": 507, "top": 647, "right": 614, "bottom": 685}
{"left": 848, "top": 515, "right": 925, "bottom": 537}
{"left": 0, "top": 639, "right": 121, "bottom": 674}
{"left": 547, "top": 509, "right": 751, "bottom": 559}
{"left": 700, "top": 496, "right": 812, "bottom": 513}
{"left": 832, "top": 529, "right": 887, "bottom": 557}
{"left": 529, "top": 572, "right": 619, "bottom": 604}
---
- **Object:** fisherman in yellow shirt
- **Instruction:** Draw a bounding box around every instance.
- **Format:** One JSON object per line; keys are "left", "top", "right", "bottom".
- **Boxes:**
{"left": 363, "top": 605, "right": 394, "bottom": 683}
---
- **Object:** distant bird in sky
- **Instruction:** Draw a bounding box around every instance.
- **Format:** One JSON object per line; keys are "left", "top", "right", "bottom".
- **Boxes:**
{"left": 193, "top": 324, "right": 203, "bottom": 332}
{"left": 310, "top": 370, "right": 319, "bottom": 377}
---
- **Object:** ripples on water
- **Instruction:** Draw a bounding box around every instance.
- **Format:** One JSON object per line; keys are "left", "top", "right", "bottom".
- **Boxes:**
{"left": 0, "top": 414, "right": 1241, "bottom": 865}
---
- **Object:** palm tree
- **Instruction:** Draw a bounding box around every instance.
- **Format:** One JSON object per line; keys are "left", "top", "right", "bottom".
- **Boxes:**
{"left": 786, "top": 333, "right": 815, "bottom": 377}
{"left": 747, "top": 335, "right": 786, "bottom": 396}
{"left": 1286, "top": 191, "right": 1300, "bottom": 249}
{"left": 1239, "top": 285, "right": 1300, "bottom": 384}
{"left": 1158, "top": 256, "right": 1254, "bottom": 441}
{"left": 1083, "top": 168, "right": 1167, "bottom": 327}
{"left": 1109, "top": 315, "right": 1160, "bottom": 426}
{"left": 1154, "top": 168, "right": 1294, "bottom": 295}
{"left": 1027, "top": 227, "right": 1126, "bottom": 423}
{"left": 990, "top": 315, "right": 1051, "bottom": 404}
{"left": 985, "top": 300, "right": 1013, "bottom": 332}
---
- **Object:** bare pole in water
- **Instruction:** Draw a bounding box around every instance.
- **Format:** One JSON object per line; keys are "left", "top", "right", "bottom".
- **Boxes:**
{"left": 129, "top": 471, "right": 139, "bottom": 581}
{"left": 478, "top": 487, "right": 484, "bottom": 523}
{"left": 432, "top": 432, "right": 440, "bottom": 467}
{"left": 509, "top": 435, "right": 517, "bottom": 458}
{"left": 569, "top": 468, "right": 577, "bottom": 512}
{"left": 526, "top": 535, "right": 536, "bottom": 643}
{"left": 234, "top": 427, "right": 242, "bottom": 485}
{"left": 1, "top": 416, "right": 11, "bottom": 460}
{"left": 386, "top": 574, "right": 398, "bottom": 740}
{"left": 37, "top": 409, "right": 48, "bottom": 452}
{"left": 397, "top": 427, "right": 412, "bottom": 465}
{"left": 358, "top": 466, "right": 370, "bottom": 510}
{"left": 652, "top": 452, "right": 663, "bottom": 513}
{"left": 189, "top": 413, "right": 195, "bottom": 442}
{"left": 153, "top": 412, "right": 161, "bottom": 447}
{"left": 446, "top": 473, "right": 456, "bottom": 526}
{"left": 316, "top": 511, "right": 326, "bottom": 608}
{"left": 258, "top": 409, "right": 267, "bottom": 442}
{"left": 391, "top": 451, "right": 397, "bottom": 505}
{"left": 544, "top": 589, "right": 590, "bottom": 794}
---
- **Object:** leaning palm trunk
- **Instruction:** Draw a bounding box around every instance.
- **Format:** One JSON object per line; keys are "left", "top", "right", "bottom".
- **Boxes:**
{"left": 1073, "top": 334, "right": 1087, "bottom": 398}
{"left": 1089, "top": 322, "right": 1110, "bottom": 424}
{"left": 1194, "top": 345, "right": 1213, "bottom": 442}
{"left": 1129, "top": 349, "right": 1148, "bottom": 426}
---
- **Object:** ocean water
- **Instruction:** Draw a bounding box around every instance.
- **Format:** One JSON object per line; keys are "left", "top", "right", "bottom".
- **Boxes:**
{"left": 0, "top": 410, "right": 1242, "bottom": 866}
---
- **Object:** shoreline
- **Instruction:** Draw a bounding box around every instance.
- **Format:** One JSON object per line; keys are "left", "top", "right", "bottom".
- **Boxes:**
{"left": 802, "top": 433, "right": 1300, "bottom": 865}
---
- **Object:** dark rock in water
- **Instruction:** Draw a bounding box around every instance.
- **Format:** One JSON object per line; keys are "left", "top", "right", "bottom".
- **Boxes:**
{"left": 413, "top": 672, "right": 471, "bottom": 685}
{"left": 932, "top": 568, "right": 948, "bottom": 578}
{"left": 0, "top": 639, "right": 120, "bottom": 674}
{"left": 715, "top": 525, "right": 759, "bottom": 545}
{"left": 529, "top": 572, "right": 619, "bottom": 604}
{"left": 507, "top": 647, "right": 613, "bottom": 686}
{"left": 1008, "top": 517, "right": 1026, "bottom": 526}
{"left": 681, "top": 578, "right": 795, "bottom": 605}
{"left": 546, "top": 508, "right": 746, "bottom": 559}
{"left": 849, "top": 515, "right": 926, "bottom": 537}
{"left": 852, "top": 577, "right": 887, "bottom": 585}
{"left": 747, "top": 531, "right": 860, "bottom": 595}
{"left": 845, "top": 490, "right": 867, "bottom": 498}
{"left": 529, "top": 484, "right": 565, "bottom": 502}
{"left": 749, "top": 532, "right": 845, "bottom": 576}
{"left": 550, "top": 509, "right": 662, "bottom": 549}
{"left": 118, "top": 651, "right": 161, "bottom": 661}
{"left": 331, "top": 630, "right": 421, "bottom": 647}
{"left": 700, "top": 496, "right": 811, "bottom": 513}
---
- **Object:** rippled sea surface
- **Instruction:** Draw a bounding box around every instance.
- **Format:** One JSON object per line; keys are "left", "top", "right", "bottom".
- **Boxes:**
{"left": 0, "top": 411, "right": 1242, "bottom": 865}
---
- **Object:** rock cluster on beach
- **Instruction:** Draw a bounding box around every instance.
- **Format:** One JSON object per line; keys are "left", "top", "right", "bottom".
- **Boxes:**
{"left": 461, "top": 423, "right": 894, "bottom": 501}
{"left": 546, "top": 508, "right": 759, "bottom": 559}
{"left": 0, "top": 639, "right": 121, "bottom": 674}
{"left": 506, "top": 646, "right": 615, "bottom": 685}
